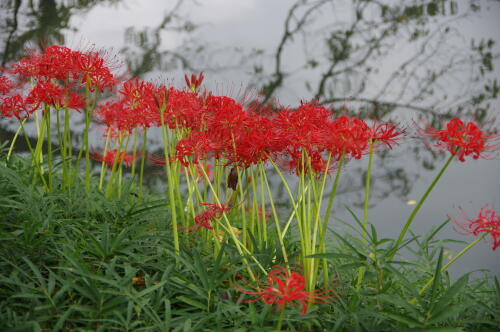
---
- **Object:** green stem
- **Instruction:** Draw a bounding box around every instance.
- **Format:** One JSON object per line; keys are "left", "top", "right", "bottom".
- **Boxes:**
{"left": 64, "top": 108, "right": 72, "bottom": 185}
{"left": 56, "top": 109, "right": 67, "bottom": 189}
{"left": 198, "top": 164, "right": 265, "bottom": 279}
{"left": 320, "top": 153, "right": 344, "bottom": 284}
{"left": 275, "top": 307, "right": 286, "bottom": 332}
{"left": 260, "top": 163, "right": 288, "bottom": 266}
{"left": 105, "top": 133, "right": 124, "bottom": 198}
{"left": 138, "top": 129, "right": 148, "bottom": 198}
{"left": 45, "top": 108, "right": 53, "bottom": 191}
{"left": 391, "top": 154, "right": 454, "bottom": 260}
{"left": 19, "top": 120, "right": 34, "bottom": 156}
{"left": 6, "top": 122, "right": 23, "bottom": 161}
{"left": 356, "top": 142, "right": 374, "bottom": 289}
{"left": 130, "top": 128, "right": 138, "bottom": 181}
{"left": 160, "top": 109, "right": 180, "bottom": 257}
{"left": 409, "top": 233, "right": 486, "bottom": 304}
{"left": 99, "top": 128, "right": 111, "bottom": 191}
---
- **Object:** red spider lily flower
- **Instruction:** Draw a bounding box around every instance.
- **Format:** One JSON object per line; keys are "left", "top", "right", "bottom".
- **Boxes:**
{"left": 176, "top": 131, "right": 223, "bottom": 166}
{"left": 272, "top": 102, "right": 333, "bottom": 174}
{"left": 74, "top": 50, "right": 116, "bottom": 92}
{"left": 451, "top": 204, "right": 500, "bottom": 250}
{"left": 235, "top": 265, "right": 334, "bottom": 314}
{"left": 26, "top": 82, "right": 84, "bottom": 111}
{"left": 92, "top": 149, "right": 135, "bottom": 168}
{"left": 8, "top": 46, "right": 117, "bottom": 92}
{"left": 0, "top": 76, "right": 14, "bottom": 95}
{"left": 185, "top": 72, "right": 204, "bottom": 92}
{"left": 419, "top": 117, "right": 499, "bottom": 162}
{"left": 370, "top": 121, "right": 403, "bottom": 150}
{"left": 192, "top": 202, "right": 232, "bottom": 230}
{"left": 0, "top": 94, "right": 28, "bottom": 119}
{"left": 154, "top": 87, "right": 204, "bottom": 130}
{"left": 326, "top": 116, "right": 371, "bottom": 160}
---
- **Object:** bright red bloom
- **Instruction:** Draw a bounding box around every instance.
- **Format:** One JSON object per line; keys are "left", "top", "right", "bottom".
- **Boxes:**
{"left": 193, "top": 202, "right": 232, "bottom": 230}
{"left": 26, "top": 82, "right": 84, "bottom": 111}
{"left": 92, "top": 149, "right": 135, "bottom": 168}
{"left": 74, "top": 50, "right": 116, "bottom": 92}
{"left": 419, "top": 117, "right": 499, "bottom": 162}
{"left": 8, "top": 46, "right": 117, "bottom": 92}
{"left": 370, "top": 121, "right": 403, "bottom": 150}
{"left": 326, "top": 116, "right": 371, "bottom": 160}
{"left": 451, "top": 204, "right": 500, "bottom": 250}
{"left": 185, "top": 72, "right": 204, "bottom": 92}
{"left": 0, "top": 94, "right": 28, "bottom": 119}
{"left": 236, "top": 265, "right": 333, "bottom": 314}
{"left": 0, "top": 76, "right": 14, "bottom": 95}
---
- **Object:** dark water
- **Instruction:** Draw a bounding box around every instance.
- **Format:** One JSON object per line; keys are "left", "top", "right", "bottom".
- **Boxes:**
{"left": 1, "top": 0, "right": 499, "bottom": 276}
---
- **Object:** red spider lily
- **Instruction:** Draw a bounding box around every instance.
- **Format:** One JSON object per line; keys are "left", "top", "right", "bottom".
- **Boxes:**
{"left": 8, "top": 45, "right": 116, "bottom": 92}
{"left": 272, "top": 102, "right": 333, "bottom": 173}
{"left": 185, "top": 72, "right": 204, "bottom": 92}
{"left": 451, "top": 204, "right": 500, "bottom": 250}
{"left": 154, "top": 87, "right": 204, "bottom": 130}
{"left": 235, "top": 265, "right": 334, "bottom": 314}
{"left": 9, "top": 46, "right": 73, "bottom": 80}
{"left": 74, "top": 49, "right": 117, "bottom": 92}
{"left": 0, "top": 94, "right": 28, "bottom": 119}
{"left": 175, "top": 131, "right": 222, "bottom": 166}
{"left": 26, "top": 82, "right": 84, "bottom": 111}
{"left": 0, "top": 76, "right": 14, "bottom": 94}
{"left": 192, "top": 202, "right": 232, "bottom": 230}
{"left": 92, "top": 149, "right": 135, "bottom": 168}
{"left": 326, "top": 116, "right": 371, "bottom": 160}
{"left": 370, "top": 121, "right": 403, "bottom": 150}
{"left": 419, "top": 117, "right": 499, "bottom": 162}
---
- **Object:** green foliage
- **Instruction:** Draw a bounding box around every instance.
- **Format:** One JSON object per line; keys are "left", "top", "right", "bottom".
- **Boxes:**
{"left": 0, "top": 156, "right": 498, "bottom": 331}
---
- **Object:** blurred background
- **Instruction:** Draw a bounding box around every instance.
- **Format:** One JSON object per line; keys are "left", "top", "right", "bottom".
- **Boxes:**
{"left": 1, "top": 0, "right": 499, "bottom": 276}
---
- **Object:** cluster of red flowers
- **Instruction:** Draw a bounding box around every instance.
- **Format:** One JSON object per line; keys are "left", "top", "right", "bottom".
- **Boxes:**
{"left": 92, "top": 149, "right": 135, "bottom": 168}
{"left": 1, "top": 45, "right": 116, "bottom": 119}
{"left": 172, "top": 97, "right": 403, "bottom": 173}
{"left": 452, "top": 205, "right": 500, "bottom": 250}
{"left": 236, "top": 265, "right": 333, "bottom": 314}
{"left": 420, "top": 118, "right": 499, "bottom": 162}
{"left": 192, "top": 202, "right": 232, "bottom": 230}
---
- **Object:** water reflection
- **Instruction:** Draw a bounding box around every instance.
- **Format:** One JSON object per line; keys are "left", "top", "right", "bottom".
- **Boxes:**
{"left": 1, "top": 0, "right": 499, "bottom": 274}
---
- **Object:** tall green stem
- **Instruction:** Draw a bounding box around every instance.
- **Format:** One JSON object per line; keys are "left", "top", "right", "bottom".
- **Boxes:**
{"left": 138, "top": 129, "right": 148, "bottom": 198}
{"left": 409, "top": 233, "right": 486, "bottom": 304}
{"left": 276, "top": 306, "right": 286, "bottom": 332}
{"left": 356, "top": 142, "right": 374, "bottom": 288}
{"left": 99, "top": 128, "right": 111, "bottom": 191}
{"left": 160, "top": 109, "right": 180, "bottom": 257}
{"left": 391, "top": 154, "right": 454, "bottom": 260}
{"left": 320, "top": 153, "right": 344, "bottom": 283}
{"left": 259, "top": 163, "right": 289, "bottom": 267}
{"left": 7, "top": 123, "right": 23, "bottom": 161}
{"left": 45, "top": 108, "right": 54, "bottom": 191}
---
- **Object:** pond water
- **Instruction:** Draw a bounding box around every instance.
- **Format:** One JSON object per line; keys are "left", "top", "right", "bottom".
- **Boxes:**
{"left": 1, "top": 0, "right": 499, "bottom": 277}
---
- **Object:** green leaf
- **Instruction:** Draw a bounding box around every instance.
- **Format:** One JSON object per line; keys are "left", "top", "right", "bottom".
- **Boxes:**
{"left": 176, "top": 295, "right": 207, "bottom": 311}
{"left": 136, "top": 280, "right": 168, "bottom": 297}
{"left": 378, "top": 294, "right": 420, "bottom": 317}
{"left": 427, "top": 303, "right": 470, "bottom": 325}
{"left": 430, "top": 248, "right": 444, "bottom": 304}
{"left": 381, "top": 312, "right": 423, "bottom": 327}
{"left": 432, "top": 274, "right": 469, "bottom": 316}
{"left": 307, "top": 252, "right": 360, "bottom": 260}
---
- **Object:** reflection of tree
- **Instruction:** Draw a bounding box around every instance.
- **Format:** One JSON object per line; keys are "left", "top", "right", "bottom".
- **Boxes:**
{"left": 1, "top": 0, "right": 121, "bottom": 66}
{"left": 1, "top": 0, "right": 498, "bottom": 203}
{"left": 120, "top": 0, "right": 197, "bottom": 76}
{"left": 255, "top": 0, "right": 498, "bottom": 120}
